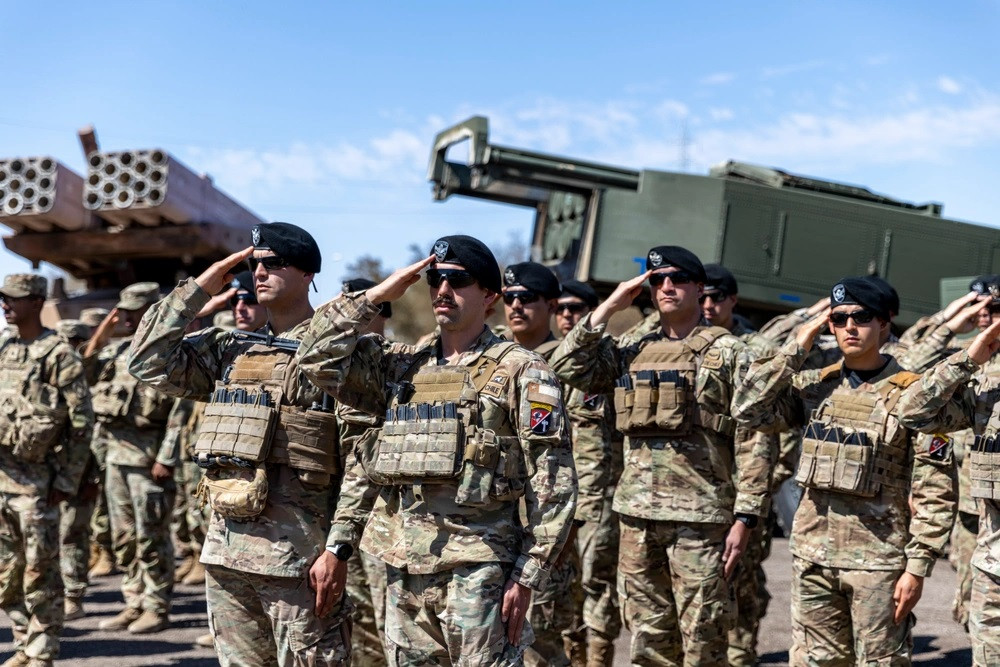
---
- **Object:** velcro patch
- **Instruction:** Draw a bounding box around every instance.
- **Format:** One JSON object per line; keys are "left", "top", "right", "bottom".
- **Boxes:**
{"left": 526, "top": 381, "right": 561, "bottom": 404}
{"left": 929, "top": 434, "right": 952, "bottom": 461}
{"left": 582, "top": 393, "right": 604, "bottom": 409}
{"left": 482, "top": 374, "right": 508, "bottom": 398}
{"left": 702, "top": 349, "right": 724, "bottom": 370}
{"left": 530, "top": 403, "right": 554, "bottom": 434}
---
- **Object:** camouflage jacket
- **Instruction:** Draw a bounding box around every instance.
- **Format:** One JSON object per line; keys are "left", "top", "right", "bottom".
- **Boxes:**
{"left": 896, "top": 349, "right": 1000, "bottom": 576}
{"left": 549, "top": 314, "right": 771, "bottom": 523}
{"left": 162, "top": 397, "right": 207, "bottom": 464}
{"left": 734, "top": 340, "right": 956, "bottom": 575}
{"left": 0, "top": 329, "right": 94, "bottom": 496}
{"left": 295, "top": 292, "right": 578, "bottom": 592}
{"left": 84, "top": 337, "right": 176, "bottom": 468}
{"left": 126, "top": 278, "right": 347, "bottom": 578}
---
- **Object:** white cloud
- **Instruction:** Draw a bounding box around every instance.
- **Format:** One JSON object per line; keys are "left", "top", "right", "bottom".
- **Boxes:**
{"left": 938, "top": 76, "right": 962, "bottom": 95}
{"left": 709, "top": 108, "right": 735, "bottom": 121}
{"left": 700, "top": 72, "right": 735, "bottom": 86}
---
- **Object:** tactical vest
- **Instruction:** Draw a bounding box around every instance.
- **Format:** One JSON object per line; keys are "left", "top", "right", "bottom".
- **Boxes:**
{"left": 0, "top": 332, "right": 69, "bottom": 463}
{"left": 91, "top": 342, "right": 172, "bottom": 428}
{"left": 796, "top": 366, "right": 918, "bottom": 498}
{"left": 968, "top": 366, "right": 1000, "bottom": 500}
{"left": 612, "top": 327, "right": 735, "bottom": 438}
{"left": 194, "top": 341, "right": 340, "bottom": 482}
{"left": 368, "top": 342, "right": 522, "bottom": 505}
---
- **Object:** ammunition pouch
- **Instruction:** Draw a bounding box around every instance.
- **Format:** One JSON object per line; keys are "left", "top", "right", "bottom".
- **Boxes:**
{"left": 970, "top": 434, "right": 1000, "bottom": 500}
{"left": 376, "top": 413, "right": 464, "bottom": 483}
{"left": 5, "top": 399, "right": 68, "bottom": 463}
{"left": 196, "top": 465, "right": 268, "bottom": 520}
{"left": 194, "top": 383, "right": 280, "bottom": 464}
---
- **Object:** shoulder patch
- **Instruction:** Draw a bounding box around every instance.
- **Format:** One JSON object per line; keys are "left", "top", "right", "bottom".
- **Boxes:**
{"left": 481, "top": 373, "right": 509, "bottom": 398}
{"left": 889, "top": 371, "right": 922, "bottom": 389}
{"left": 529, "top": 403, "right": 554, "bottom": 434}
{"left": 701, "top": 348, "right": 724, "bottom": 370}
{"left": 929, "top": 434, "right": 952, "bottom": 461}
{"left": 819, "top": 362, "right": 842, "bottom": 381}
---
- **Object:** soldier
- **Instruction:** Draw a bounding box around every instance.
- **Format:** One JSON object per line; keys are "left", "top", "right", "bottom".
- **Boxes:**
{"left": 733, "top": 277, "right": 956, "bottom": 665}
{"left": 295, "top": 235, "right": 578, "bottom": 665}
{"left": 83, "top": 283, "right": 177, "bottom": 634}
{"left": 501, "top": 262, "right": 584, "bottom": 667}
{"left": 127, "top": 222, "right": 353, "bottom": 666}
{"left": 893, "top": 302, "right": 1000, "bottom": 665}
{"left": 554, "top": 279, "right": 623, "bottom": 667}
{"left": 699, "top": 264, "right": 781, "bottom": 667}
{"left": 549, "top": 246, "right": 770, "bottom": 666}
{"left": 53, "top": 320, "right": 101, "bottom": 622}
{"left": 0, "top": 274, "right": 94, "bottom": 667}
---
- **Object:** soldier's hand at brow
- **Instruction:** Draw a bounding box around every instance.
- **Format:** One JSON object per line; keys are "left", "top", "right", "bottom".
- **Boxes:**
{"left": 945, "top": 298, "right": 989, "bottom": 335}
{"left": 942, "top": 290, "right": 983, "bottom": 320}
{"left": 893, "top": 572, "right": 923, "bottom": 624}
{"left": 722, "top": 519, "right": 751, "bottom": 580}
{"left": 806, "top": 297, "right": 831, "bottom": 317}
{"left": 84, "top": 308, "right": 121, "bottom": 357}
{"left": 591, "top": 271, "right": 651, "bottom": 327}
{"left": 367, "top": 256, "right": 435, "bottom": 305}
{"left": 197, "top": 288, "right": 237, "bottom": 319}
{"left": 309, "top": 550, "right": 347, "bottom": 617}
{"left": 501, "top": 579, "right": 532, "bottom": 645}
{"left": 196, "top": 246, "right": 254, "bottom": 296}
{"left": 968, "top": 318, "right": 1000, "bottom": 365}
{"left": 795, "top": 308, "right": 830, "bottom": 351}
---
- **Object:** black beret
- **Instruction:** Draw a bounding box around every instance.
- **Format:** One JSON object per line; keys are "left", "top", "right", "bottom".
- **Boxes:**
{"left": 970, "top": 275, "right": 999, "bottom": 296}
{"left": 251, "top": 222, "right": 321, "bottom": 274}
{"left": 830, "top": 277, "right": 891, "bottom": 320}
{"left": 864, "top": 276, "right": 899, "bottom": 316}
{"left": 560, "top": 280, "right": 599, "bottom": 308}
{"left": 429, "top": 235, "right": 501, "bottom": 294}
{"left": 229, "top": 270, "right": 255, "bottom": 294}
{"left": 503, "top": 262, "right": 561, "bottom": 300}
{"left": 343, "top": 277, "right": 391, "bottom": 318}
{"left": 703, "top": 264, "right": 739, "bottom": 296}
{"left": 646, "top": 245, "right": 707, "bottom": 282}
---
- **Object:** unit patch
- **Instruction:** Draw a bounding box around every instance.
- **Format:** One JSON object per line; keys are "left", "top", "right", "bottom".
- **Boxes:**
{"left": 582, "top": 393, "right": 603, "bottom": 409}
{"left": 702, "top": 348, "right": 724, "bottom": 370}
{"left": 530, "top": 403, "right": 554, "bottom": 434}
{"left": 929, "top": 434, "right": 952, "bottom": 461}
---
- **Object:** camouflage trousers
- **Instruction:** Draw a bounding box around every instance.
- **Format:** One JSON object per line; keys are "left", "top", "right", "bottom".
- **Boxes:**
{"left": 728, "top": 516, "right": 775, "bottom": 667}
{"left": 525, "top": 542, "right": 584, "bottom": 667}
{"left": 348, "top": 550, "right": 389, "bottom": 666}
{"left": 0, "top": 492, "right": 63, "bottom": 660}
{"left": 205, "top": 564, "right": 352, "bottom": 667}
{"left": 949, "top": 511, "right": 978, "bottom": 627}
{"left": 60, "top": 493, "right": 97, "bottom": 599}
{"left": 790, "top": 558, "right": 913, "bottom": 666}
{"left": 617, "top": 516, "right": 731, "bottom": 667}
{"left": 106, "top": 463, "right": 176, "bottom": 614}
{"left": 172, "top": 461, "right": 209, "bottom": 557}
{"left": 385, "top": 561, "right": 533, "bottom": 666}
{"left": 970, "top": 566, "right": 1000, "bottom": 666}
{"left": 89, "top": 483, "right": 113, "bottom": 552}
{"left": 577, "top": 497, "right": 621, "bottom": 641}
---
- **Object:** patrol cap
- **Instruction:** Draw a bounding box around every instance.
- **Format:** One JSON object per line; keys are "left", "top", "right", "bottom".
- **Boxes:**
{"left": 560, "top": 280, "right": 599, "bottom": 308}
{"left": 864, "top": 276, "right": 900, "bottom": 317}
{"left": 79, "top": 308, "right": 110, "bottom": 327}
{"left": 342, "top": 277, "right": 391, "bottom": 318}
{"left": 230, "top": 270, "right": 254, "bottom": 294}
{"left": 645, "top": 246, "right": 707, "bottom": 282}
{"left": 503, "top": 262, "right": 561, "bottom": 300}
{"left": 703, "top": 264, "right": 739, "bottom": 296}
{"left": 429, "top": 235, "right": 502, "bottom": 294}
{"left": 0, "top": 274, "right": 47, "bottom": 299}
{"left": 251, "top": 222, "right": 322, "bottom": 274}
{"left": 56, "top": 319, "right": 90, "bottom": 341}
{"left": 830, "top": 277, "right": 892, "bottom": 320}
{"left": 115, "top": 282, "right": 160, "bottom": 311}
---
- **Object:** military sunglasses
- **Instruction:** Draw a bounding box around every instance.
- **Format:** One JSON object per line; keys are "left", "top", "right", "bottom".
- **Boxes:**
{"left": 700, "top": 289, "right": 731, "bottom": 303}
{"left": 829, "top": 309, "right": 876, "bottom": 327}
{"left": 425, "top": 268, "right": 478, "bottom": 289}
{"left": 247, "top": 255, "right": 291, "bottom": 273}
{"left": 502, "top": 290, "right": 542, "bottom": 306}
{"left": 230, "top": 292, "right": 258, "bottom": 307}
{"left": 649, "top": 270, "right": 695, "bottom": 287}
{"left": 556, "top": 302, "right": 588, "bottom": 315}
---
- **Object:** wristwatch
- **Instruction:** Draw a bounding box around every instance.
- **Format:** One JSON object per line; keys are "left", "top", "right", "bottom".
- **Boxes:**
{"left": 735, "top": 514, "right": 759, "bottom": 529}
{"left": 329, "top": 543, "right": 354, "bottom": 561}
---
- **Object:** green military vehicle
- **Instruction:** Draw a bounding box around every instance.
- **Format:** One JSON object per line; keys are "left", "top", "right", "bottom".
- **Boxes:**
{"left": 428, "top": 116, "right": 1000, "bottom": 327}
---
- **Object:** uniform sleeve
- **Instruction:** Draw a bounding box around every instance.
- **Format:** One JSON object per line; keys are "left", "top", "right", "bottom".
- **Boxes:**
{"left": 127, "top": 278, "right": 229, "bottom": 399}
{"left": 564, "top": 393, "right": 616, "bottom": 523}
{"left": 155, "top": 398, "right": 190, "bottom": 468}
{"left": 296, "top": 292, "right": 394, "bottom": 417}
{"left": 896, "top": 323, "right": 958, "bottom": 373}
{"left": 508, "top": 359, "right": 578, "bottom": 591}
{"left": 756, "top": 308, "right": 809, "bottom": 344}
{"left": 896, "top": 350, "right": 979, "bottom": 434}
{"left": 327, "top": 407, "right": 383, "bottom": 550}
{"left": 898, "top": 311, "right": 949, "bottom": 347}
{"left": 734, "top": 426, "right": 777, "bottom": 517}
{"left": 50, "top": 348, "right": 95, "bottom": 495}
{"left": 732, "top": 339, "right": 809, "bottom": 433}
{"left": 548, "top": 314, "right": 624, "bottom": 395}
{"left": 905, "top": 436, "right": 958, "bottom": 577}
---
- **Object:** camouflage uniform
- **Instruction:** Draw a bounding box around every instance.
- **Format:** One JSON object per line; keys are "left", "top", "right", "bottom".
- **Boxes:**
{"left": 85, "top": 336, "right": 177, "bottom": 618}
{"left": 296, "top": 291, "right": 578, "bottom": 666}
{"left": 733, "top": 340, "right": 956, "bottom": 665}
{"left": 550, "top": 315, "right": 770, "bottom": 666}
{"left": 0, "top": 310, "right": 94, "bottom": 660}
{"left": 893, "top": 348, "right": 1000, "bottom": 664}
{"left": 127, "top": 278, "right": 352, "bottom": 666}
{"left": 163, "top": 398, "right": 209, "bottom": 570}
{"left": 58, "top": 456, "right": 99, "bottom": 604}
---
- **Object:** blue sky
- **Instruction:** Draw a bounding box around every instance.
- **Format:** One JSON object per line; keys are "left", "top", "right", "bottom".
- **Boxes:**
{"left": 3, "top": 1, "right": 1000, "bottom": 300}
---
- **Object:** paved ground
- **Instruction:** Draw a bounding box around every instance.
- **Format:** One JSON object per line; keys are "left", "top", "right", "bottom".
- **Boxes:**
{"left": 1, "top": 538, "right": 974, "bottom": 665}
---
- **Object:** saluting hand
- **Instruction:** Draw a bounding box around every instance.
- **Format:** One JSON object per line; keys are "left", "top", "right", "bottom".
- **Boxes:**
{"left": 942, "top": 290, "right": 983, "bottom": 321}
{"left": 805, "top": 297, "right": 831, "bottom": 317}
{"left": 84, "top": 308, "right": 121, "bottom": 357}
{"left": 196, "top": 246, "right": 254, "bottom": 297}
{"left": 967, "top": 317, "right": 1000, "bottom": 365}
{"left": 197, "top": 288, "right": 238, "bottom": 319}
{"left": 794, "top": 307, "right": 831, "bottom": 351}
{"left": 367, "top": 256, "right": 435, "bottom": 305}
{"left": 945, "top": 297, "right": 989, "bottom": 335}
{"left": 591, "top": 271, "right": 652, "bottom": 327}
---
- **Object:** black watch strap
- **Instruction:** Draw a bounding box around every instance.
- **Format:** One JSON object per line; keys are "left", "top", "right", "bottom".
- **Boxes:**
{"left": 330, "top": 543, "right": 354, "bottom": 561}
{"left": 736, "top": 514, "right": 759, "bottom": 529}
